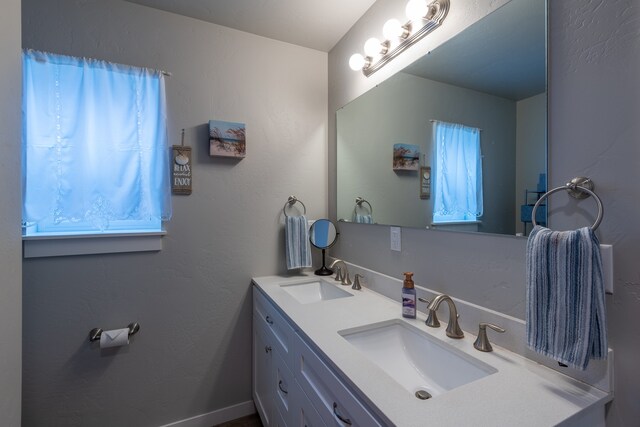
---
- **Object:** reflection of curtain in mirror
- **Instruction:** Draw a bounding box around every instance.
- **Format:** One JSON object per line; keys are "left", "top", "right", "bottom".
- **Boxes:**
{"left": 432, "top": 121, "right": 483, "bottom": 222}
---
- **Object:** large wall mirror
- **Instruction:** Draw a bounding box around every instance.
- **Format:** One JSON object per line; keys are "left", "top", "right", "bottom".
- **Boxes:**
{"left": 337, "top": 0, "right": 546, "bottom": 236}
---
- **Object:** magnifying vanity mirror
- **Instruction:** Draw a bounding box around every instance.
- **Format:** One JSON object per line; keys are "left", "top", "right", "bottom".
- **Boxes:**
{"left": 337, "top": 0, "right": 547, "bottom": 237}
{"left": 309, "top": 219, "right": 339, "bottom": 276}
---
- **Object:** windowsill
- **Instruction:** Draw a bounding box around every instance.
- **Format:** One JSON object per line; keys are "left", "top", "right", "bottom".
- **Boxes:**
{"left": 23, "top": 231, "right": 166, "bottom": 258}
{"left": 431, "top": 220, "right": 482, "bottom": 226}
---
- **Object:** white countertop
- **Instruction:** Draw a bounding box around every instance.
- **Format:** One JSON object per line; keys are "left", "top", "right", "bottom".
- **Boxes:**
{"left": 252, "top": 274, "right": 612, "bottom": 427}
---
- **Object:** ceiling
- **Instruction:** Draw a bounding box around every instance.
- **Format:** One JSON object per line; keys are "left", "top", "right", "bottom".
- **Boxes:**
{"left": 124, "top": 0, "right": 378, "bottom": 52}
{"left": 403, "top": 0, "right": 546, "bottom": 101}
{"left": 125, "top": 0, "right": 546, "bottom": 100}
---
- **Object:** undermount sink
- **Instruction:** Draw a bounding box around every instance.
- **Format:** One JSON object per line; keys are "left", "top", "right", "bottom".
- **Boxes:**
{"left": 280, "top": 279, "right": 353, "bottom": 304}
{"left": 339, "top": 319, "right": 496, "bottom": 398}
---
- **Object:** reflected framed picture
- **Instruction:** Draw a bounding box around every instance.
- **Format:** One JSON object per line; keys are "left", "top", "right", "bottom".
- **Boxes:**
{"left": 420, "top": 166, "right": 431, "bottom": 199}
{"left": 393, "top": 143, "right": 420, "bottom": 171}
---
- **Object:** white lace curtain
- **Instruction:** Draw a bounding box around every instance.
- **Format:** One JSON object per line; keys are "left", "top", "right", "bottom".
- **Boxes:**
{"left": 22, "top": 50, "right": 171, "bottom": 233}
{"left": 432, "top": 121, "right": 483, "bottom": 222}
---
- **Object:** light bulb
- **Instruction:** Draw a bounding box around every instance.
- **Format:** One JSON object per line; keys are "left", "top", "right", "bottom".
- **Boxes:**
{"left": 405, "top": 0, "right": 428, "bottom": 22}
{"left": 383, "top": 19, "right": 405, "bottom": 40}
{"left": 349, "top": 53, "right": 366, "bottom": 71}
{"left": 364, "top": 37, "right": 383, "bottom": 57}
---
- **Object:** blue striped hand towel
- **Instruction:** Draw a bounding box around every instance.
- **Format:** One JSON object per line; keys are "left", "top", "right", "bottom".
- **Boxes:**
{"left": 354, "top": 214, "right": 373, "bottom": 224}
{"left": 526, "top": 225, "right": 607, "bottom": 370}
{"left": 285, "top": 215, "right": 312, "bottom": 270}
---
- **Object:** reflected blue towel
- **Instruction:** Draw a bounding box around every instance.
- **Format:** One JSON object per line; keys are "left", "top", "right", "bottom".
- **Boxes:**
{"left": 526, "top": 226, "right": 607, "bottom": 370}
{"left": 285, "top": 215, "right": 312, "bottom": 270}
{"left": 354, "top": 214, "right": 373, "bottom": 224}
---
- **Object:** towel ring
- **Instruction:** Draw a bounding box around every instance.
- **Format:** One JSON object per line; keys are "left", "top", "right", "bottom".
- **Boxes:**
{"left": 355, "top": 197, "right": 373, "bottom": 215}
{"left": 532, "top": 177, "right": 603, "bottom": 231}
{"left": 283, "top": 195, "right": 306, "bottom": 218}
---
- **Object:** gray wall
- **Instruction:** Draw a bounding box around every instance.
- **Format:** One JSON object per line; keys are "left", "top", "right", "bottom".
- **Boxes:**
{"left": 548, "top": 1, "right": 639, "bottom": 425}
{"left": 337, "top": 71, "right": 516, "bottom": 233}
{"left": 329, "top": 0, "right": 640, "bottom": 426}
{"left": 515, "top": 92, "right": 547, "bottom": 234}
{"left": 21, "top": 1, "right": 327, "bottom": 426}
{"left": 0, "top": 0, "right": 22, "bottom": 425}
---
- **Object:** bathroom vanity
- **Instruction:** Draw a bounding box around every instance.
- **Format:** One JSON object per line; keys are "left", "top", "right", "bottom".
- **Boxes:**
{"left": 252, "top": 272, "right": 611, "bottom": 426}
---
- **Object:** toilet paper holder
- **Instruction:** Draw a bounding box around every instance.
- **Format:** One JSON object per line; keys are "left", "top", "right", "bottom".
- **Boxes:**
{"left": 89, "top": 322, "right": 140, "bottom": 342}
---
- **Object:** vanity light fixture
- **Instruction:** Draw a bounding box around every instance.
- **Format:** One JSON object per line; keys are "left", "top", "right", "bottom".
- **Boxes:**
{"left": 349, "top": 0, "right": 449, "bottom": 77}
{"left": 405, "top": 0, "right": 431, "bottom": 22}
{"left": 382, "top": 19, "right": 410, "bottom": 42}
{"left": 364, "top": 37, "right": 389, "bottom": 57}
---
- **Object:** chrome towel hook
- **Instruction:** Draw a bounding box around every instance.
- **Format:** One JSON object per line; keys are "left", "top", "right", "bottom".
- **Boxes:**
{"left": 532, "top": 177, "right": 603, "bottom": 231}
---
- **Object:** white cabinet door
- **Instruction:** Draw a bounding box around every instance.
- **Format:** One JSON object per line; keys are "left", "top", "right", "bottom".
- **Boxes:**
{"left": 273, "top": 350, "right": 295, "bottom": 425}
{"left": 290, "top": 380, "right": 327, "bottom": 427}
{"left": 293, "top": 336, "right": 385, "bottom": 427}
{"left": 272, "top": 405, "right": 289, "bottom": 427}
{"left": 253, "top": 320, "right": 273, "bottom": 426}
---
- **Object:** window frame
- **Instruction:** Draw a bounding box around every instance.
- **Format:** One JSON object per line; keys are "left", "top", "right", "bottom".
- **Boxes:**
{"left": 21, "top": 50, "right": 171, "bottom": 256}
{"left": 431, "top": 121, "right": 483, "bottom": 224}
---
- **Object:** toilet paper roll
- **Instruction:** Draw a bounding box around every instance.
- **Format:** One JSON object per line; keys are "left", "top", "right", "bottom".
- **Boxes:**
{"left": 100, "top": 328, "right": 130, "bottom": 348}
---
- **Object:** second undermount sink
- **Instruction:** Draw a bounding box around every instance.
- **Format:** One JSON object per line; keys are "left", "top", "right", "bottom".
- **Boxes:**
{"left": 339, "top": 319, "right": 497, "bottom": 399}
{"left": 280, "top": 279, "right": 353, "bottom": 304}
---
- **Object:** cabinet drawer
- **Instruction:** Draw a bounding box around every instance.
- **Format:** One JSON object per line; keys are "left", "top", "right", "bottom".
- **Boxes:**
{"left": 272, "top": 405, "right": 289, "bottom": 427}
{"left": 273, "top": 351, "right": 294, "bottom": 425}
{"left": 254, "top": 287, "right": 295, "bottom": 364}
{"left": 291, "top": 379, "right": 326, "bottom": 427}
{"left": 253, "top": 321, "right": 273, "bottom": 426}
{"left": 293, "top": 335, "right": 384, "bottom": 427}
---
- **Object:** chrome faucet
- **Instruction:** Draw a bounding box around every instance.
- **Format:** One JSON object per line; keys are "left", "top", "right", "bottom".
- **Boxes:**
{"left": 473, "top": 323, "right": 505, "bottom": 352}
{"left": 333, "top": 266, "right": 343, "bottom": 282}
{"left": 427, "top": 294, "right": 464, "bottom": 339}
{"left": 329, "top": 259, "right": 351, "bottom": 286}
{"left": 418, "top": 297, "right": 440, "bottom": 328}
{"left": 352, "top": 273, "right": 363, "bottom": 290}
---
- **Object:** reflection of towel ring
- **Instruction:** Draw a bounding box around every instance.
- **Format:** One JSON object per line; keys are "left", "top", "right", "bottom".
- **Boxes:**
{"left": 355, "top": 197, "right": 373, "bottom": 215}
{"left": 532, "top": 177, "right": 603, "bottom": 231}
{"left": 283, "top": 195, "right": 307, "bottom": 218}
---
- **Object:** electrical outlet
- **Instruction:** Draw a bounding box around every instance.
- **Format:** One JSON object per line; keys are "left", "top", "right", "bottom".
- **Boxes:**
{"left": 390, "top": 227, "right": 401, "bottom": 251}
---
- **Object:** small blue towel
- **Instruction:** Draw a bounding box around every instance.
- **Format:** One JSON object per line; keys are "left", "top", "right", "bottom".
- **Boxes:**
{"left": 354, "top": 214, "right": 373, "bottom": 224}
{"left": 526, "top": 225, "right": 607, "bottom": 370}
{"left": 285, "top": 215, "right": 312, "bottom": 270}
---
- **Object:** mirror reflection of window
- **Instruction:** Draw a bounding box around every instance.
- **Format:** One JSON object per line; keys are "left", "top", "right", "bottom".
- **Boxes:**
{"left": 309, "top": 219, "right": 338, "bottom": 249}
{"left": 432, "top": 121, "right": 483, "bottom": 223}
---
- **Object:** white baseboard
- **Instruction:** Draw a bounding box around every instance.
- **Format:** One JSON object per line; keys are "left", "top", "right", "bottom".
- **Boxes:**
{"left": 159, "top": 400, "right": 256, "bottom": 427}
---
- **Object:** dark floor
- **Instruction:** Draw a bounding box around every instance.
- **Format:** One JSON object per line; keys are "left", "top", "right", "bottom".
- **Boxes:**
{"left": 213, "top": 413, "right": 263, "bottom": 427}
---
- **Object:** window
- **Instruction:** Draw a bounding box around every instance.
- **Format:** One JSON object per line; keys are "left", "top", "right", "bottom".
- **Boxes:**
{"left": 22, "top": 50, "right": 171, "bottom": 238}
{"left": 432, "top": 121, "right": 483, "bottom": 223}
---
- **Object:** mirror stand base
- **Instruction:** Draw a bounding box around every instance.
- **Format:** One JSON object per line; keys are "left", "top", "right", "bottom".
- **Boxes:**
{"left": 315, "top": 266, "right": 333, "bottom": 276}
{"left": 314, "top": 248, "right": 334, "bottom": 276}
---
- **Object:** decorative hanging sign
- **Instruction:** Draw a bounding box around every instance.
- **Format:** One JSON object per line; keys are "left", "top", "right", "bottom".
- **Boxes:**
{"left": 172, "top": 129, "right": 192, "bottom": 195}
{"left": 420, "top": 153, "right": 430, "bottom": 199}
{"left": 420, "top": 166, "right": 431, "bottom": 199}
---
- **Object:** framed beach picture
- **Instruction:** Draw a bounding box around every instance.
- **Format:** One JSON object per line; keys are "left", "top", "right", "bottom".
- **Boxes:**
{"left": 393, "top": 143, "right": 420, "bottom": 171}
{"left": 209, "top": 120, "right": 246, "bottom": 158}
